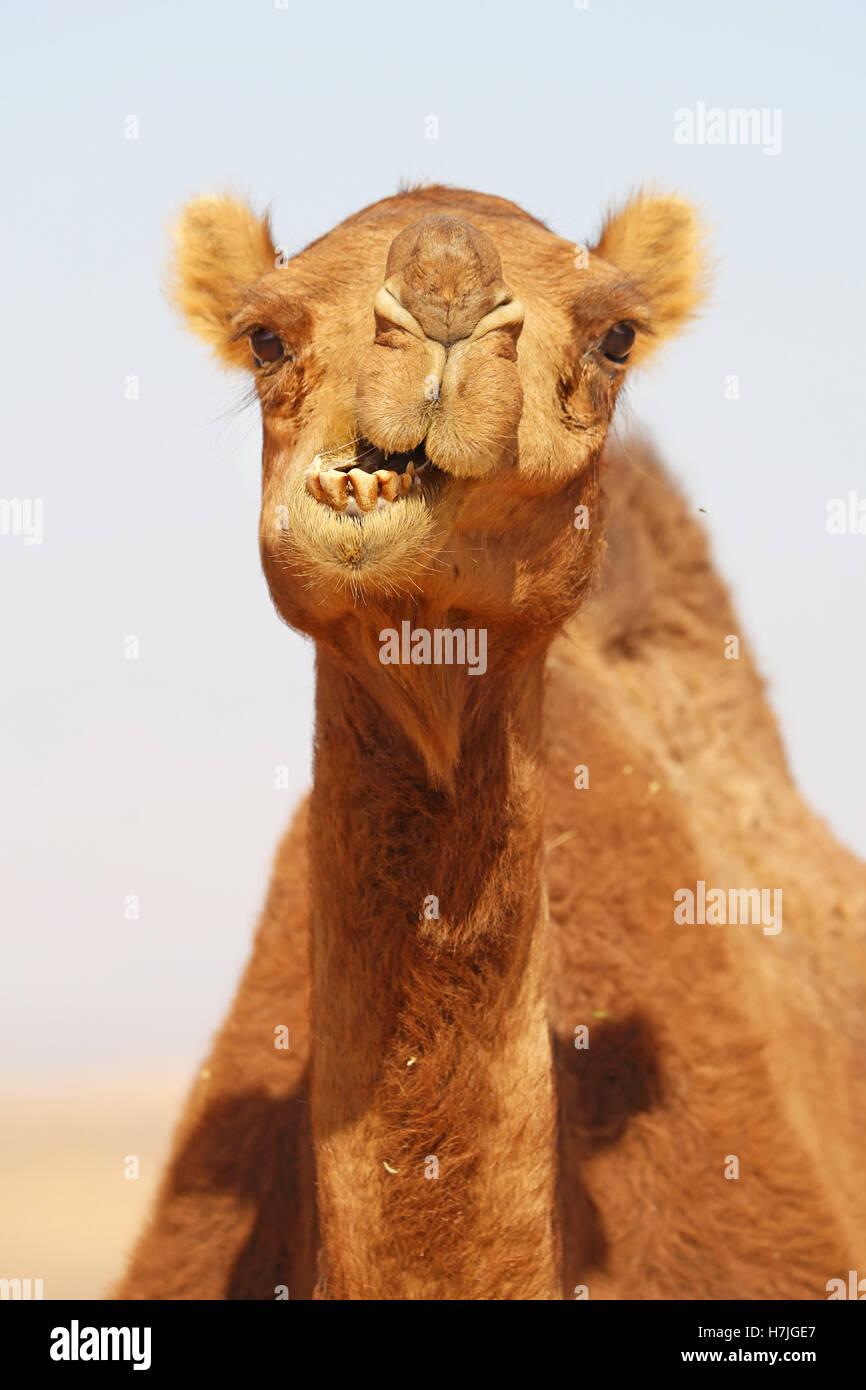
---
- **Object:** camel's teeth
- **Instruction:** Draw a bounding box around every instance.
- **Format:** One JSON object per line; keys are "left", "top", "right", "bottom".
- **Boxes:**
{"left": 375, "top": 469, "right": 401, "bottom": 502}
{"left": 349, "top": 467, "right": 378, "bottom": 512}
{"left": 320, "top": 469, "right": 350, "bottom": 511}
{"left": 304, "top": 463, "right": 325, "bottom": 504}
{"left": 310, "top": 456, "right": 426, "bottom": 514}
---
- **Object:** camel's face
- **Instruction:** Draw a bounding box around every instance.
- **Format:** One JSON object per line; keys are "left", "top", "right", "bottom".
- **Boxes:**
{"left": 172, "top": 187, "right": 706, "bottom": 638}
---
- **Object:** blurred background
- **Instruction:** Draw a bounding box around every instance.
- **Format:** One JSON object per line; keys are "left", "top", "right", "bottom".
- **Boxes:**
{"left": 1, "top": 0, "right": 864, "bottom": 1297}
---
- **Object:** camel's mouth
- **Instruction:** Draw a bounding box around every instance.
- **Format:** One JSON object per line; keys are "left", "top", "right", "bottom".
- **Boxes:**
{"left": 303, "top": 439, "right": 437, "bottom": 518}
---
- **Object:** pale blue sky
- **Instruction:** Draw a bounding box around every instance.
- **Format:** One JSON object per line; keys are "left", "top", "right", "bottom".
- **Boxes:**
{"left": 2, "top": 0, "right": 864, "bottom": 1074}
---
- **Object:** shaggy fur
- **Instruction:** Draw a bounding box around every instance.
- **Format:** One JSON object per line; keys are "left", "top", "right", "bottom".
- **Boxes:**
{"left": 114, "top": 185, "right": 866, "bottom": 1300}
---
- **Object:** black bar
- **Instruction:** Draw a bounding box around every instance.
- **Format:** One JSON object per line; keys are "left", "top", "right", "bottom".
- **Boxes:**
{"left": 4, "top": 1299, "right": 862, "bottom": 1374}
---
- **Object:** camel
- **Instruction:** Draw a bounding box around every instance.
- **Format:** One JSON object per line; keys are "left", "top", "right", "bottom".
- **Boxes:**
{"left": 115, "top": 184, "right": 866, "bottom": 1301}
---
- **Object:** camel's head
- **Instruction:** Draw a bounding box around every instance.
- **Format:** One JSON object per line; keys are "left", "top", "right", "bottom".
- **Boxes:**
{"left": 170, "top": 185, "right": 706, "bottom": 651}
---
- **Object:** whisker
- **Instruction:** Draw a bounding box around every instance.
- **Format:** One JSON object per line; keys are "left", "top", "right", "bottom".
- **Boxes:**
{"left": 316, "top": 436, "right": 364, "bottom": 459}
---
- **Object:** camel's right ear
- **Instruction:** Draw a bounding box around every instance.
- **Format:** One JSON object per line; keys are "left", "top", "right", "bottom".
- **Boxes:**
{"left": 167, "top": 195, "right": 276, "bottom": 369}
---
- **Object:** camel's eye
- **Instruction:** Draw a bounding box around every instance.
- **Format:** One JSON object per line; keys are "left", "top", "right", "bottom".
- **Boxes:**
{"left": 249, "top": 328, "right": 284, "bottom": 366}
{"left": 601, "top": 322, "right": 636, "bottom": 363}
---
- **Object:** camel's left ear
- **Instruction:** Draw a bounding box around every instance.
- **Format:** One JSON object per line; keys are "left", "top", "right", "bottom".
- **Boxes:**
{"left": 591, "top": 193, "right": 710, "bottom": 356}
{"left": 167, "top": 194, "right": 277, "bottom": 369}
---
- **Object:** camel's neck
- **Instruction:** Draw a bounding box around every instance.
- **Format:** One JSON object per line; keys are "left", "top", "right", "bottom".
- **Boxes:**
{"left": 307, "top": 642, "right": 559, "bottom": 1299}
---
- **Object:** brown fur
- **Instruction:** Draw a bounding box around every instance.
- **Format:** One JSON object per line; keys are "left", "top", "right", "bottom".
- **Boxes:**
{"left": 115, "top": 185, "right": 866, "bottom": 1300}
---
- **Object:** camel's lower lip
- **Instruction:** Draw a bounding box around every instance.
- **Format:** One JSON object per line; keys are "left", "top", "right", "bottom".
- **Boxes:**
{"left": 304, "top": 438, "right": 438, "bottom": 518}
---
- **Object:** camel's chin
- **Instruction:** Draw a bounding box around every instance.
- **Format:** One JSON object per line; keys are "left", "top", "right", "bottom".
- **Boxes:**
{"left": 263, "top": 466, "right": 447, "bottom": 613}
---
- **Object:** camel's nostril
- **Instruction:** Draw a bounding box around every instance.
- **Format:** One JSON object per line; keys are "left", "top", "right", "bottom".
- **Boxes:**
{"left": 374, "top": 281, "right": 524, "bottom": 352}
{"left": 373, "top": 284, "right": 428, "bottom": 342}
